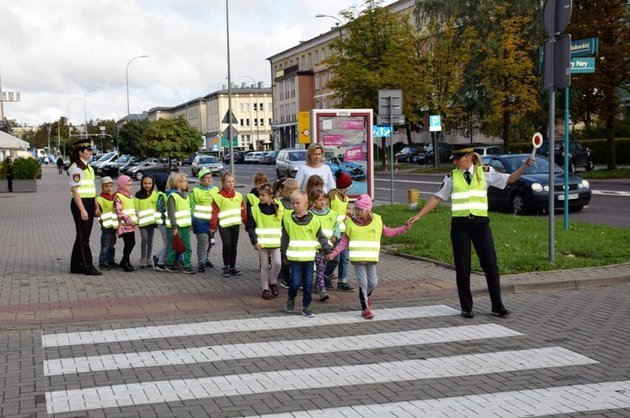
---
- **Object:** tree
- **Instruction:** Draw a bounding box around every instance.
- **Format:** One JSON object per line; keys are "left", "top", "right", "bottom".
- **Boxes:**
{"left": 118, "top": 120, "right": 149, "bottom": 156}
{"left": 568, "top": 0, "right": 630, "bottom": 169}
{"left": 140, "top": 117, "right": 202, "bottom": 161}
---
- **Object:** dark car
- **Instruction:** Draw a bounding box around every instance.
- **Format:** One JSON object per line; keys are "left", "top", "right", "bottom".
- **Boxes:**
{"left": 127, "top": 158, "right": 178, "bottom": 181}
{"left": 416, "top": 143, "right": 453, "bottom": 164}
{"left": 395, "top": 145, "right": 425, "bottom": 163}
{"left": 537, "top": 139, "right": 594, "bottom": 173}
{"left": 100, "top": 154, "right": 134, "bottom": 177}
{"left": 325, "top": 156, "right": 366, "bottom": 179}
{"left": 482, "top": 154, "right": 591, "bottom": 215}
{"left": 260, "top": 151, "right": 279, "bottom": 165}
{"left": 223, "top": 151, "right": 247, "bottom": 164}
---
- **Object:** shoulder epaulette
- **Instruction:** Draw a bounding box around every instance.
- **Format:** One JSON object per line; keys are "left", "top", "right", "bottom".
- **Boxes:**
{"left": 483, "top": 166, "right": 490, "bottom": 172}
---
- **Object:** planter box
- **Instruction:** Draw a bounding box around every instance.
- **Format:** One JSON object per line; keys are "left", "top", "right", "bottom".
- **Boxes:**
{"left": 11, "top": 179, "right": 37, "bottom": 193}
{"left": 0, "top": 180, "right": 8, "bottom": 193}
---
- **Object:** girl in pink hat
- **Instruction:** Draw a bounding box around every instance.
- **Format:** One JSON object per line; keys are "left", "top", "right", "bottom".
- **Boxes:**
{"left": 327, "top": 194, "right": 412, "bottom": 319}
{"left": 114, "top": 175, "right": 139, "bottom": 272}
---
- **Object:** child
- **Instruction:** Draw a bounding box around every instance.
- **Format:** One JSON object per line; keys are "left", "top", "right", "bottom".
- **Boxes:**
{"left": 211, "top": 172, "right": 246, "bottom": 277}
{"left": 309, "top": 188, "right": 339, "bottom": 302}
{"left": 326, "top": 171, "right": 355, "bottom": 292}
{"left": 246, "top": 183, "right": 283, "bottom": 299}
{"left": 114, "top": 175, "right": 138, "bottom": 272}
{"left": 190, "top": 169, "right": 218, "bottom": 273}
{"left": 283, "top": 190, "right": 332, "bottom": 318}
{"left": 134, "top": 175, "right": 157, "bottom": 268}
{"left": 327, "top": 194, "right": 410, "bottom": 319}
{"left": 164, "top": 173, "right": 195, "bottom": 274}
{"left": 276, "top": 178, "right": 299, "bottom": 289}
{"left": 305, "top": 175, "right": 324, "bottom": 205}
{"left": 152, "top": 173, "right": 169, "bottom": 271}
{"left": 245, "top": 171, "right": 268, "bottom": 211}
{"left": 95, "top": 176, "right": 118, "bottom": 270}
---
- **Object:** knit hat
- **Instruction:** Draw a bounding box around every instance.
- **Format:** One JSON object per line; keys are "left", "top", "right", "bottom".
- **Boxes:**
{"left": 100, "top": 176, "right": 113, "bottom": 185}
{"left": 116, "top": 175, "right": 132, "bottom": 190}
{"left": 354, "top": 194, "right": 372, "bottom": 211}
{"left": 335, "top": 171, "right": 352, "bottom": 189}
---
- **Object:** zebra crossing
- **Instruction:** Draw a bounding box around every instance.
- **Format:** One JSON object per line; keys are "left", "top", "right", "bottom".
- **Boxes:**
{"left": 41, "top": 304, "right": 630, "bottom": 416}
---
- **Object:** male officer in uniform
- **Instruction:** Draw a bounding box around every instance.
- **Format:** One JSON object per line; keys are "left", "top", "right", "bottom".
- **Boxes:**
{"left": 409, "top": 144, "right": 534, "bottom": 318}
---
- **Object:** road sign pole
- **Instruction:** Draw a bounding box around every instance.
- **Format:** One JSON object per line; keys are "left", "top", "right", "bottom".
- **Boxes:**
{"left": 389, "top": 98, "right": 394, "bottom": 205}
{"left": 563, "top": 87, "right": 570, "bottom": 230}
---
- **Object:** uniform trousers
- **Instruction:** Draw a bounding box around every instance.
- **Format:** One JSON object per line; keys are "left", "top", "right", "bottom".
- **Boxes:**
{"left": 70, "top": 198, "right": 96, "bottom": 273}
{"left": 450, "top": 216, "right": 504, "bottom": 312}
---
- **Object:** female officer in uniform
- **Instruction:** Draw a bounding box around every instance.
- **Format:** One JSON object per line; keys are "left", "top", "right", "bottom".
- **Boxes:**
{"left": 409, "top": 144, "right": 533, "bottom": 318}
{"left": 68, "top": 139, "right": 102, "bottom": 276}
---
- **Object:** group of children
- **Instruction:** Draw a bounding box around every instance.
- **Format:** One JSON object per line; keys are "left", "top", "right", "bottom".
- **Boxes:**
{"left": 94, "top": 167, "right": 411, "bottom": 320}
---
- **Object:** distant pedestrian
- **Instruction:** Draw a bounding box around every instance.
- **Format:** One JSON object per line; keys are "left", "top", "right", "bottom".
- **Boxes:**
{"left": 328, "top": 194, "right": 410, "bottom": 320}
{"left": 135, "top": 176, "right": 157, "bottom": 268}
{"left": 95, "top": 176, "right": 118, "bottom": 270}
{"left": 408, "top": 144, "right": 534, "bottom": 318}
{"left": 114, "top": 175, "right": 138, "bottom": 272}
{"left": 68, "top": 139, "right": 101, "bottom": 276}
{"left": 56, "top": 156, "right": 64, "bottom": 175}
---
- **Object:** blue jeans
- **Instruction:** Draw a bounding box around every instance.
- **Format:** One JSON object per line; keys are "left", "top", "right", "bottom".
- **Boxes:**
{"left": 98, "top": 228, "right": 116, "bottom": 265}
{"left": 325, "top": 246, "right": 349, "bottom": 281}
{"left": 289, "top": 261, "right": 314, "bottom": 308}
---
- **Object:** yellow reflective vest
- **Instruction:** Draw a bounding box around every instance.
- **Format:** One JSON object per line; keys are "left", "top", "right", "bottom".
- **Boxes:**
{"left": 191, "top": 186, "right": 217, "bottom": 221}
{"left": 214, "top": 192, "right": 243, "bottom": 228}
{"left": 345, "top": 214, "right": 383, "bottom": 263}
{"left": 330, "top": 194, "right": 349, "bottom": 232}
{"left": 310, "top": 208, "right": 337, "bottom": 247}
{"left": 168, "top": 193, "right": 192, "bottom": 228}
{"left": 116, "top": 193, "right": 138, "bottom": 225}
{"left": 96, "top": 196, "right": 119, "bottom": 229}
{"left": 69, "top": 163, "right": 96, "bottom": 198}
{"left": 251, "top": 204, "right": 284, "bottom": 248}
{"left": 451, "top": 166, "right": 488, "bottom": 217}
{"left": 284, "top": 213, "right": 321, "bottom": 262}
{"left": 155, "top": 191, "right": 167, "bottom": 226}
{"left": 134, "top": 192, "right": 158, "bottom": 227}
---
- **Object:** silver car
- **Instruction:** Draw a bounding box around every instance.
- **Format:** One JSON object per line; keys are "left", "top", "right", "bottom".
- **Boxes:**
{"left": 275, "top": 149, "right": 307, "bottom": 178}
{"left": 191, "top": 155, "right": 224, "bottom": 176}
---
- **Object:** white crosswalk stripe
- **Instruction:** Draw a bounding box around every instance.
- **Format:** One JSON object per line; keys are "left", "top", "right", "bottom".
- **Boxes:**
{"left": 40, "top": 304, "right": 625, "bottom": 416}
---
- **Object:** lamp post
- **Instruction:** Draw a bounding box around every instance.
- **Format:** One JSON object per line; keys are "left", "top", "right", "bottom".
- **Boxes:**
{"left": 126, "top": 55, "right": 149, "bottom": 117}
{"left": 84, "top": 89, "right": 97, "bottom": 141}
{"left": 241, "top": 75, "right": 261, "bottom": 150}
{"left": 315, "top": 14, "right": 344, "bottom": 51}
{"left": 67, "top": 97, "right": 81, "bottom": 157}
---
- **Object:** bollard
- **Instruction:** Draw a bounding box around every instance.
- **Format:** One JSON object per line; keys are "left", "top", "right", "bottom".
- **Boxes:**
{"left": 408, "top": 188, "right": 420, "bottom": 210}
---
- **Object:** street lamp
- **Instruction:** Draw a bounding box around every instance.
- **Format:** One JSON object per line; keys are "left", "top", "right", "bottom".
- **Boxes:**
{"left": 315, "top": 14, "right": 344, "bottom": 48}
{"left": 84, "top": 89, "right": 97, "bottom": 141}
{"left": 241, "top": 75, "right": 261, "bottom": 150}
{"left": 67, "top": 97, "right": 81, "bottom": 157}
{"left": 126, "top": 55, "right": 149, "bottom": 117}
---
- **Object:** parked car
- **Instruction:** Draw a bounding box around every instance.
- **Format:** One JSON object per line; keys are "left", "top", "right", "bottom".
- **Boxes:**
{"left": 127, "top": 158, "right": 178, "bottom": 181}
{"left": 244, "top": 151, "right": 266, "bottom": 164}
{"left": 181, "top": 153, "right": 199, "bottom": 166}
{"left": 422, "top": 143, "right": 453, "bottom": 164}
{"left": 92, "top": 151, "right": 119, "bottom": 175}
{"left": 99, "top": 154, "right": 134, "bottom": 177}
{"left": 275, "top": 149, "right": 307, "bottom": 178}
{"left": 537, "top": 139, "right": 594, "bottom": 173}
{"left": 325, "top": 156, "right": 366, "bottom": 179}
{"left": 481, "top": 154, "right": 591, "bottom": 215}
{"left": 472, "top": 145, "right": 504, "bottom": 156}
{"left": 191, "top": 155, "right": 224, "bottom": 176}
{"left": 119, "top": 157, "right": 145, "bottom": 177}
{"left": 259, "top": 151, "right": 279, "bottom": 165}
{"left": 395, "top": 145, "right": 426, "bottom": 163}
{"left": 223, "top": 151, "right": 247, "bottom": 164}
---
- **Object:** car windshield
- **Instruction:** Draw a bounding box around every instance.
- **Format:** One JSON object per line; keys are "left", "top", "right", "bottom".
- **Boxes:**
{"left": 117, "top": 155, "right": 131, "bottom": 164}
{"left": 289, "top": 151, "right": 307, "bottom": 161}
{"left": 199, "top": 157, "right": 218, "bottom": 164}
{"left": 97, "top": 152, "right": 116, "bottom": 162}
{"left": 502, "top": 155, "right": 563, "bottom": 174}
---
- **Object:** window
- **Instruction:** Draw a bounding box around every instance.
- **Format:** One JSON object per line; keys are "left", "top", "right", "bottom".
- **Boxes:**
{"left": 239, "top": 103, "right": 245, "bottom": 112}
{"left": 259, "top": 103, "right": 263, "bottom": 110}
{"left": 253, "top": 103, "right": 258, "bottom": 111}
{"left": 259, "top": 118, "right": 264, "bottom": 126}
{"left": 246, "top": 119, "right": 250, "bottom": 126}
{"left": 267, "top": 103, "right": 272, "bottom": 112}
{"left": 268, "top": 118, "right": 272, "bottom": 126}
{"left": 240, "top": 119, "right": 244, "bottom": 126}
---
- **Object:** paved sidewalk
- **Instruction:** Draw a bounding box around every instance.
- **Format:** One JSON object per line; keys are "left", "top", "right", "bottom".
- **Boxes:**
{"left": 0, "top": 165, "right": 628, "bottom": 327}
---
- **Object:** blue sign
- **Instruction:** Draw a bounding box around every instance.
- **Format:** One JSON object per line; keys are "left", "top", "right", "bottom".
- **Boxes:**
{"left": 571, "top": 37, "right": 599, "bottom": 58}
{"left": 372, "top": 125, "right": 392, "bottom": 137}
{"left": 429, "top": 115, "right": 442, "bottom": 132}
{"left": 570, "top": 57, "right": 596, "bottom": 74}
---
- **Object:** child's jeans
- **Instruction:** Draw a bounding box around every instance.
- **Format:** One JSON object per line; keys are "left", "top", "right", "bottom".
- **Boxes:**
{"left": 325, "top": 246, "right": 349, "bottom": 282}
{"left": 98, "top": 228, "right": 116, "bottom": 265}
{"left": 288, "top": 261, "right": 314, "bottom": 307}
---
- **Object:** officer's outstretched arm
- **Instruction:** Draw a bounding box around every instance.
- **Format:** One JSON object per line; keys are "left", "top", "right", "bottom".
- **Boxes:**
{"left": 409, "top": 195, "right": 442, "bottom": 224}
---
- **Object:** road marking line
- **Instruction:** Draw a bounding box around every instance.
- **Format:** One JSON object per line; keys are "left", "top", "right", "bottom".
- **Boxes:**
{"left": 592, "top": 190, "right": 630, "bottom": 197}
{"left": 250, "top": 380, "right": 630, "bottom": 418}
{"left": 375, "top": 178, "right": 442, "bottom": 185}
{"left": 44, "top": 324, "right": 523, "bottom": 376}
{"left": 41, "top": 305, "right": 460, "bottom": 348}
{"left": 45, "top": 347, "right": 596, "bottom": 414}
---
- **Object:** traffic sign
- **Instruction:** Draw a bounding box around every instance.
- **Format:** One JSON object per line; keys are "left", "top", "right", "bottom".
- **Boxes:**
{"left": 543, "top": 0, "right": 572, "bottom": 36}
{"left": 429, "top": 115, "right": 442, "bottom": 132}
{"left": 222, "top": 109, "right": 238, "bottom": 124}
{"left": 531, "top": 132, "right": 544, "bottom": 159}
{"left": 570, "top": 57, "right": 595, "bottom": 74}
{"left": 372, "top": 125, "right": 392, "bottom": 137}
{"left": 571, "top": 37, "right": 598, "bottom": 57}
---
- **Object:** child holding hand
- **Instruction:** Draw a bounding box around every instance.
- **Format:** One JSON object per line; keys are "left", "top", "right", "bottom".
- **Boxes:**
{"left": 309, "top": 188, "right": 339, "bottom": 302}
{"left": 114, "top": 175, "right": 138, "bottom": 272}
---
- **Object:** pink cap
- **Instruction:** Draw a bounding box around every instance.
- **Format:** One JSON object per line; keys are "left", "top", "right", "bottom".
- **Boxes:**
{"left": 354, "top": 194, "right": 372, "bottom": 211}
{"left": 116, "top": 175, "right": 132, "bottom": 189}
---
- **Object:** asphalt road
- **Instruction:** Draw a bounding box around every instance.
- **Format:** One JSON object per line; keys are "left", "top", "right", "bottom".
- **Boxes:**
{"left": 214, "top": 163, "right": 630, "bottom": 228}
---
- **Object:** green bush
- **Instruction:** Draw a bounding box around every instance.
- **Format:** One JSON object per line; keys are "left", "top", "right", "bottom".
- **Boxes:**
{"left": 0, "top": 158, "right": 11, "bottom": 179}
{"left": 11, "top": 157, "right": 41, "bottom": 179}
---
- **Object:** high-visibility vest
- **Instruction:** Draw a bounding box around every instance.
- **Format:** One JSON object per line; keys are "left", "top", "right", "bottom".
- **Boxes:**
{"left": 115, "top": 193, "right": 138, "bottom": 225}
{"left": 134, "top": 192, "right": 158, "bottom": 227}
{"left": 310, "top": 208, "right": 337, "bottom": 247}
{"left": 168, "top": 193, "right": 192, "bottom": 228}
{"left": 96, "top": 196, "right": 119, "bottom": 229}
{"left": 451, "top": 166, "right": 488, "bottom": 217}
{"left": 69, "top": 163, "right": 96, "bottom": 198}
{"left": 251, "top": 204, "right": 284, "bottom": 248}
{"left": 345, "top": 214, "right": 383, "bottom": 263}
{"left": 246, "top": 192, "right": 260, "bottom": 208}
{"left": 155, "top": 192, "right": 167, "bottom": 226}
{"left": 192, "top": 186, "right": 217, "bottom": 220}
{"left": 330, "top": 194, "right": 349, "bottom": 232}
{"left": 284, "top": 213, "right": 321, "bottom": 262}
{"left": 214, "top": 192, "right": 243, "bottom": 228}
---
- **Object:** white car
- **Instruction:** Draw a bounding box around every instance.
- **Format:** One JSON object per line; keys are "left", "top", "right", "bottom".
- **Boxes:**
{"left": 244, "top": 151, "right": 265, "bottom": 164}
{"left": 191, "top": 155, "right": 224, "bottom": 176}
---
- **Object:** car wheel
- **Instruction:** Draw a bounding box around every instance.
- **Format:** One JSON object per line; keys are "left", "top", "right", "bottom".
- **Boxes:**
{"left": 135, "top": 171, "right": 144, "bottom": 181}
{"left": 511, "top": 194, "right": 526, "bottom": 215}
{"left": 586, "top": 158, "right": 594, "bottom": 171}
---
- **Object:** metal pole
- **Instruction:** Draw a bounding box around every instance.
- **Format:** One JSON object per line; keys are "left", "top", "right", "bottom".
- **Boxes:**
{"left": 226, "top": 0, "right": 234, "bottom": 174}
{"left": 563, "top": 87, "right": 570, "bottom": 230}
{"left": 84, "top": 89, "right": 97, "bottom": 142}
{"left": 47, "top": 124, "right": 51, "bottom": 156}
{"left": 548, "top": 89, "right": 555, "bottom": 263}
{"left": 389, "top": 97, "right": 394, "bottom": 205}
{"left": 67, "top": 97, "right": 81, "bottom": 158}
{"left": 126, "top": 55, "right": 149, "bottom": 117}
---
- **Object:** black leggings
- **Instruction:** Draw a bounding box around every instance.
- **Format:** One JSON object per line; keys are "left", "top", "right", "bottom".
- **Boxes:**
{"left": 120, "top": 232, "right": 136, "bottom": 266}
{"left": 218, "top": 225, "right": 239, "bottom": 268}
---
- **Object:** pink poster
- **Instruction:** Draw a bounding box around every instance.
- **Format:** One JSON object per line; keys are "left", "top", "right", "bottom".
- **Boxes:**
{"left": 322, "top": 134, "right": 349, "bottom": 147}
{"left": 344, "top": 145, "right": 365, "bottom": 162}
{"left": 338, "top": 119, "right": 365, "bottom": 130}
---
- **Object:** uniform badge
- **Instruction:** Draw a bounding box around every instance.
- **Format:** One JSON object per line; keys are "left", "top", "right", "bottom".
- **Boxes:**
{"left": 483, "top": 166, "right": 490, "bottom": 172}
{"left": 72, "top": 173, "right": 80, "bottom": 183}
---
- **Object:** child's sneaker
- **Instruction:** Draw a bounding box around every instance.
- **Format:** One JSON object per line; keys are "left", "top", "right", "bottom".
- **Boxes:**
{"left": 164, "top": 265, "right": 177, "bottom": 273}
{"left": 222, "top": 267, "right": 230, "bottom": 277}
{"left": 269, "top": 284, "right": 279, "bottom": 297}
{"left": 318, "top": 290, "right": 330, "bottom": 302}
{"left": 362, "top": 309, "right": 374, "bottom": 320}
{"left": 98, "top": 263, "right": 110, "bottom": 271}
{"left": 262, "top": 289, "right": 272, "bottom": 300}
{"left": 279, "top": 279, "right": 290, "bottom": 289}
{"left": 198, "top": 264, "right": 205, "bottom": 273}
{"left": 205, "top": 260, "right": 214, "bottom": 268}
{"left": 155, "top": 264, "right": 166, "bottom": 272}
{"left": 152, "top": 255, "right": 158, "bottom": 270}
{"left": 183, "top": 267, "right": 195, "bottom": 274}
{"left": 286, "top": 297, "right": 295, "bottom": 313}
{"left": 367, "top": 297, "right": 373, "bottom": 310}
{"left": 139, "top": 258, "right": 146, "bottom": 268}
{"left": 302, "top": 306, "right": 315, "bottom": 318}
{"left": 108, "top": 261, "right": 119, "bottom": 268}
{"left": 337, "top": 282, "right": 355, "bottom": 292}
{"left": 230, "top": 268, "right": 242, "bottom": 276}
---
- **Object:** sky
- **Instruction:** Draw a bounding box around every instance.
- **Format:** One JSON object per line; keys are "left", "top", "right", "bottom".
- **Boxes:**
{"left": 0, "top": 0, "right": 362, "bottom": 127}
